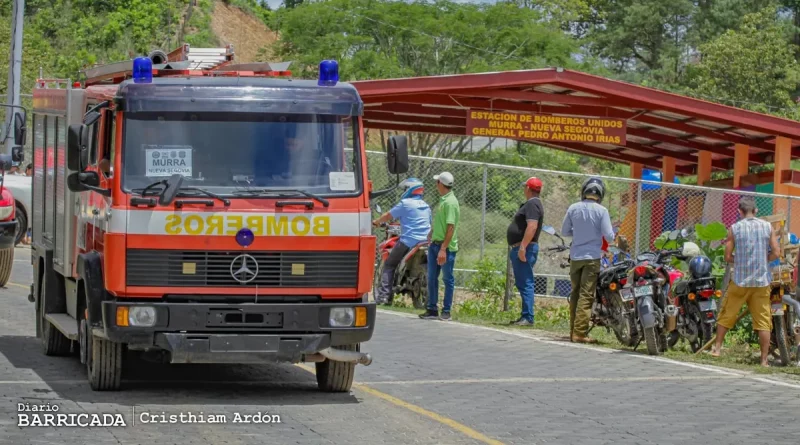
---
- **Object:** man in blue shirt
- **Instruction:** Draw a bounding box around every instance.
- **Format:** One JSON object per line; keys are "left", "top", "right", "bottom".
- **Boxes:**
{"left": 372, "top": 178, "right": 432, "bottom": 305}
{"left": 561, "top": 177, "right": 615, "bottom": 343}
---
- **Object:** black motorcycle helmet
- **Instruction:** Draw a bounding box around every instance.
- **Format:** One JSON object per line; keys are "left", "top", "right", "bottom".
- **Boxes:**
{"left": 688, "top": 256, "right": 712, "bottom": 278}
{"left": 581, "top": 177, "right": 606, "bottom": 203}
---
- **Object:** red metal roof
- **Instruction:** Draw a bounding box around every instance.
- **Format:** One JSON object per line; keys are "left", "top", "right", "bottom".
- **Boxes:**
{"left": 353, "top": 68, "right": 800, "bottom": 175}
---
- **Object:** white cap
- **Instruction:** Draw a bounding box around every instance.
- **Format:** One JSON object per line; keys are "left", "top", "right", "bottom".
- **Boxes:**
{"left": 433, "top": 171, "right": 454, "bottom": 187}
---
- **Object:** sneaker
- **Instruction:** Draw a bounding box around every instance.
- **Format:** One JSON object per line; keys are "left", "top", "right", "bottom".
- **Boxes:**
{"left": 419, "top": 309, "right": 439, "bottom": 319}
{"left": 439, "top": 312, "right": 451, "bottom": 321}
{"left": 512, "top": 318, "right": 533, "bottom": 326}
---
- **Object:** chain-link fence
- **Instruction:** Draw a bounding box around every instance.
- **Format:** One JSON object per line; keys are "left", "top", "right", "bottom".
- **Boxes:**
{"left": 367, "top": 150, "right": 800, "bottom": 300}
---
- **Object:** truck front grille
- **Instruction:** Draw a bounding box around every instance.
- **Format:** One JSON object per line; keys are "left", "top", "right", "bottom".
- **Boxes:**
{"left": 126, "top": 250, "right": 359, "bottom": 288}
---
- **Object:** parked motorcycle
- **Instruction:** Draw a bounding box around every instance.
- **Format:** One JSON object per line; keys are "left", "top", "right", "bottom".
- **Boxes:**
{"left": 373, "top": 204, "right": 429, "bottom": 309}
{"left": 623, "top": 230, "right": 700, "bottom": 355}
{"left": 667, "top": 230, "right": 720, "bottom": 352}
{"left": 768, "top": 258, "right": 799, "bottom": 366}
{"left": 589, "top": 244, "right": 638, "bottom": 346}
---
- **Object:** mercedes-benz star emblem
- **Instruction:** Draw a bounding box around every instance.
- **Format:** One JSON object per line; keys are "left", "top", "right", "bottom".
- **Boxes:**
{"left": 230, "top": 254, "right": 258, "bottom": 284}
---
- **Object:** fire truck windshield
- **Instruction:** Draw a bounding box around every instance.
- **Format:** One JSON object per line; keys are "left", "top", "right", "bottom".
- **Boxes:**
{"left": 122, "top": 111, "right": 361, "bottom": 196}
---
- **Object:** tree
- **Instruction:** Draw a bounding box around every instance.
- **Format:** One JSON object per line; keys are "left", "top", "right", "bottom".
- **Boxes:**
{"left": 688, "top": 7, "right": 800, "bottom": 109}
{"left": 267, "top": 0, "right": 578, "bottom": 155}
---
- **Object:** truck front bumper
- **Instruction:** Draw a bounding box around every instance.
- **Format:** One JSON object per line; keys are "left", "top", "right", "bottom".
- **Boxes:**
{"left": 0, "top": 220, "right": 18, "bottom": 249}
{"left": 100, "top": 300, "right": 376, "bottom": 364}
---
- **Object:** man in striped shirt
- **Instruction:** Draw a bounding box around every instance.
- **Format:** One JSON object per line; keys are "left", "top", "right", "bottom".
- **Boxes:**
{"left": 712, "top": 196, "right": 779, "bottom": 367}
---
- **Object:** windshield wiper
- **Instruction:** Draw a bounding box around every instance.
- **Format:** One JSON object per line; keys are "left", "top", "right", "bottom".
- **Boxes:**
{"left": 132, "top": 179, "right": 168, "bottom": 196}
{"left": 232, "top": 189, "right": 329, "bottom": 207}
{"left": 177, "top": 187, "right": 231, "bottom": 206}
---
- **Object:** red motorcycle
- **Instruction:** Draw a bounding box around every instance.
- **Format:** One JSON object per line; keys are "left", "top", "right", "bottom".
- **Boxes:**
{"left": 373, "top": 205, "right": 429, "bottom": 309}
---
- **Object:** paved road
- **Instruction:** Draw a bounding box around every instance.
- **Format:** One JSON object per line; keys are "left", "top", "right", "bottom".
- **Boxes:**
{"left": 1, "top": 247, "right": 800, "bottom": 444}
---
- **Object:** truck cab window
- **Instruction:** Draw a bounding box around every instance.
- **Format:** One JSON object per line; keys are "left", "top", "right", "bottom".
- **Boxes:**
{"left": 100, "top": 110, "right": 115, "bottom": 178}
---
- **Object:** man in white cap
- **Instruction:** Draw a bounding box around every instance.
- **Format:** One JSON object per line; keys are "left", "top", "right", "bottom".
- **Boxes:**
{"left": 420, "top": 172, "right": 460, "bottom": 320}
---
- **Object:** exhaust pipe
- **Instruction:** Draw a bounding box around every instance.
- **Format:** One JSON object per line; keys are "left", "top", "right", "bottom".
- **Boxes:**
{"left": 148, "top": 49, "right": 168, "bottom": 65}
{"left": 316, "top": 347, "right": 372, "bottom": 366}
{"left": 664, "top": 305, "right": 678, "bottom": 332}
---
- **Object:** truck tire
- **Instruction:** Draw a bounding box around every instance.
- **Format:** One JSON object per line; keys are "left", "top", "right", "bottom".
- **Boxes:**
{"left": 38, "top": 270, "right": 71, "bottom": 356}
{"left": 316, "top": 344, "right": 357, "bottom": 392}
{"left": 773, "top": 314, "right": 791, "bottom": 367}
{"left": 643, "top": 326, "right": 660, "bottom": 356}
{"left": 0, "top": 248, "right": 12, "bottom": 287}
{"left": 86, "top": 332, "right": 123, "bottom": 391}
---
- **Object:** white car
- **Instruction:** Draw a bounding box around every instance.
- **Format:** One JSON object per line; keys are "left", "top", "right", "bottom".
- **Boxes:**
{"left": 1, "top": 173, "right": 31, "bottom": 245}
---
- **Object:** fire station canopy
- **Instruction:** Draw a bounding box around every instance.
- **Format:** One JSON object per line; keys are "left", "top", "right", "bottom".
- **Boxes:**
{"left": 352, "top": 68, "right": 800, "bottom": 175}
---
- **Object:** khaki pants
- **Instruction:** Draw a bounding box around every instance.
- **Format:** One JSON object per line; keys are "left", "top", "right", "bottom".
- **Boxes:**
{"left": 569, "top": 259, "right": 600, "bottom": 337}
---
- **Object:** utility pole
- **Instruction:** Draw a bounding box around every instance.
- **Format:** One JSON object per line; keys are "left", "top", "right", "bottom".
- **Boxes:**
{"left": 3, "top": 0, "right": 24, "bottom": 156}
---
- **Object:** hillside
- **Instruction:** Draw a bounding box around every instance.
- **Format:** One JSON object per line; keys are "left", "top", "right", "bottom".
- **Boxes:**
{"left": 210, "top": 1, "right": 276, "bottom": 63}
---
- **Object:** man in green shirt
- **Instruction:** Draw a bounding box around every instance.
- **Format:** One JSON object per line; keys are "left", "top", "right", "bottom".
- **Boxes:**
{"left": 420, "top": 172, "right": 460, "bottom": 320}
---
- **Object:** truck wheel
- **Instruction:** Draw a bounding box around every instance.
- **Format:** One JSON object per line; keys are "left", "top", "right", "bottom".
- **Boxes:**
{"left": 38, "top": 271, "right": 71, "bottom": 356}
{"left": 86, "top": 331, "right": 123, "bottom": 391}
{"left": 0, "top": 248, "right": 12, "bottom": 287}
{"left": 316, "top": 344, "right": 357, "bottom": 392}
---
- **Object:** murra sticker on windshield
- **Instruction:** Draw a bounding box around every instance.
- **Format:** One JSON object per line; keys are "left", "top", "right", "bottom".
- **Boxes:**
{"left": 145, "top": 145, "right": 193, "bottom": 177}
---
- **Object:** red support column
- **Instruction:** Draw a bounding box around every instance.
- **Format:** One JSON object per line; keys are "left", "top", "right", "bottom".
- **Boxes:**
{"left": 662, "top": 157, "right": 676, "bottom": 183}
{"left": 697, "top": 151, "right": 712, "bottom": 186}
{"left": 733, "top": 144, "right": 749, "bottom": 189}
{"left": 630, "top": 162, "right": 643, "bottom": 179}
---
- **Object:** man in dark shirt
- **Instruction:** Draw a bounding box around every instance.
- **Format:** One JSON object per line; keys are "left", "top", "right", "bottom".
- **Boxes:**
{"left": 506, "top": 177, "right": 544, "bottom": 326}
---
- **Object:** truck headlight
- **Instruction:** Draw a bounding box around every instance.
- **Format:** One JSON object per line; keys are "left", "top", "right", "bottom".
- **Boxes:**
{"left": 329, "top": 307, "right": 354, "bottom": 327}
{"left": 128, "top": 306, "right": 157, "bottom": 327}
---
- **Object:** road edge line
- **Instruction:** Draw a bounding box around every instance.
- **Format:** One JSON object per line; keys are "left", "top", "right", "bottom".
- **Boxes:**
{"left": 376, "top": 309, "right": 800, "bottom": 389}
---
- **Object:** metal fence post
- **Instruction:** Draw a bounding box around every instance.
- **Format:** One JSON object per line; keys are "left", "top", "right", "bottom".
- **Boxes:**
{"left": 788, "top": 198, "right": 792, "bottom": 237}
{"left": 634, "top": 182, "right": 643, "bottom": 254}
{"left": 504, "top": 245, "right": 512, "bottom": 312}
{"left": 480, "top": 164, "right": 488, "bottom": 260}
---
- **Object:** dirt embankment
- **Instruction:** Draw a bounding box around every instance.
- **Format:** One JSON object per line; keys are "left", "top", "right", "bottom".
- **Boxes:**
{"left": 210, "top": 1, "right": 277, "bottom": 63}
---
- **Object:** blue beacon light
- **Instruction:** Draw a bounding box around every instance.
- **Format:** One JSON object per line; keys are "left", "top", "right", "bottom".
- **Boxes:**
{"left": 133, "top": 57, "right": 153, "bottom": 84}
{"left": 236, "top": 228, "right": 255, "bottom": 248}
{"left": 318, "top": 60, "right": 339, "bottom": 86}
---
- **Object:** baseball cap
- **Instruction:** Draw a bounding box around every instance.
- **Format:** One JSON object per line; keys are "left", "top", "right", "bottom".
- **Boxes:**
{"left": 433, "top": 172, "right": 454, "bottom": 187}
{"left": 522, "top": 177, "right": 543, "bottom": 191}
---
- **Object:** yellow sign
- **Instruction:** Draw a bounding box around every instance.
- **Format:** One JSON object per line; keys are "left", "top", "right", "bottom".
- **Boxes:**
{"left": 467, "top": 110, "right": 627, "bottom": 145}
{"left": 164, "top": 214, "right": 331, "bottom": 236}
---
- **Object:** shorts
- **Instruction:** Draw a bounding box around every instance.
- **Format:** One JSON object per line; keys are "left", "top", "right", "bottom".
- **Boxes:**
{"left": 717, "top": 282, "right": 772, "bottom": 332}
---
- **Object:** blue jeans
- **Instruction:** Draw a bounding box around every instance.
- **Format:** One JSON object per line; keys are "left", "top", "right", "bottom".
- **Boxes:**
{"left": 510, "top": 243, "right": 539, "bottom": 322}
{"left": 427, "top": 243, "right": 457, "bottom": 312}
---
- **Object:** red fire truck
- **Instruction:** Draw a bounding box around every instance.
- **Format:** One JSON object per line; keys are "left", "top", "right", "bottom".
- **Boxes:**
{"left": 29, "top": 45, "right": 407, "bottom": 391}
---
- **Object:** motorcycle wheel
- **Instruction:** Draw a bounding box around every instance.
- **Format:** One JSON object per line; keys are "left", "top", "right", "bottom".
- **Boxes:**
{"left": 410, "top": 271, "right": 427, "bottom": 310}
{"left": 773, "top": 314, "right": 791, "bottom": 366}
{"left": 667, "top": 331, "right": 680, "bottom": 350}
{"left": 373, "top": 258, "right": 387, "bottom": 304}
{"left": 644, "top": 326, "right": 660, "bottom": 356}
{"left": 613, "top": 316, "right": 633, "bottom": 346}
{"left": 696, "top": 322, "right": 713, "bottom": 353}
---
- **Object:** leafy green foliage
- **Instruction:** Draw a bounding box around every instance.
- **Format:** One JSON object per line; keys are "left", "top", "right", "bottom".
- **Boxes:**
{"left": 687, "top": 7, "right": 800, "bottom": 110}
{"left": 266, "top": 0, "right": 578, "bottom": 81}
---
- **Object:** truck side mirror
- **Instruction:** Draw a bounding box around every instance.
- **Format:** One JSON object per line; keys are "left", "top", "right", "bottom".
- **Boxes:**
{"left": 13, "top": 112, "right": 25, "bottom": 146}
{"left": 67, "top": 124, "right": 89, "bottom": 171}
{"left": 386, "top": 135, "right": 409, "bottom": 175}
{"left": 11, "top": 146, "right": 23, "bottom": 163}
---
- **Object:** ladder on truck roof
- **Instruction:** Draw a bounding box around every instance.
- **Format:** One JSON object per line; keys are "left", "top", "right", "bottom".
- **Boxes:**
{"left": 78, "top": 43, "right": 292, "bottom": 87}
